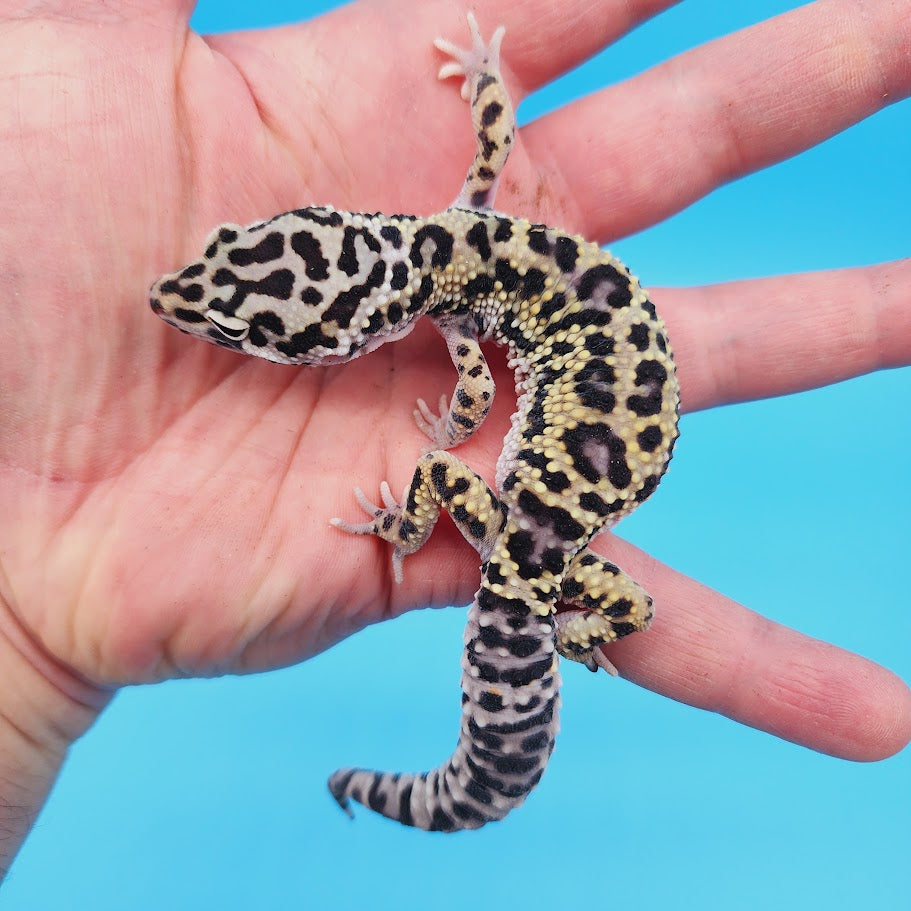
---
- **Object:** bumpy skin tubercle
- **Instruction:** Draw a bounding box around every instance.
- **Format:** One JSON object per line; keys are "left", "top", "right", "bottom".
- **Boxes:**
{"left": 149, "top": 15, "right": 680, "bottom": 832}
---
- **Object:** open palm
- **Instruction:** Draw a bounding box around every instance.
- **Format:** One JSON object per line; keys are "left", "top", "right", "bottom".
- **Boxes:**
{"left": 1, "top": 0, "right": 909, "bottom": 835}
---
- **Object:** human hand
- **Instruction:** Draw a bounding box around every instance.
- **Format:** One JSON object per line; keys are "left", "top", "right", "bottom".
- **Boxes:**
{"left": 1, "top": 0, "right": 909, "bottom": 877}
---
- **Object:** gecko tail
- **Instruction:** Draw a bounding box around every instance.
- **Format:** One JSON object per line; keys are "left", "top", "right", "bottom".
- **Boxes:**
{"left": 327, "top": 755, "right": 540, "bottom": 832}
{"left": 328, "top": 585, "right": 561, "bottom": 832}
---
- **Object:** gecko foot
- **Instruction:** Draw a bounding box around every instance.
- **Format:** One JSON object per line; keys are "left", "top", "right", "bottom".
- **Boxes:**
{"left": 413, "top": 393, "right": 454, "bottom": 453}
{"left": 434, "top": 12, "right": 505, "bottom": 100}
{"left": 330, "top": 482, "right": 407, "bottom": 583}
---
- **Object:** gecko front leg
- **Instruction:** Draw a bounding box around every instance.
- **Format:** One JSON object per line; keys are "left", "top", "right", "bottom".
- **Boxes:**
{"left": 414, "top": 316, "right": 495, "bottom": 451}
{"left": 331, "top": 450, "right": 507, "bottom": 584}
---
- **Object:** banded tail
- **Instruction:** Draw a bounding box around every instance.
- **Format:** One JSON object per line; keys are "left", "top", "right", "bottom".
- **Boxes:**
{"left": 328, "top": 585, "right": 561, "bottom": 830}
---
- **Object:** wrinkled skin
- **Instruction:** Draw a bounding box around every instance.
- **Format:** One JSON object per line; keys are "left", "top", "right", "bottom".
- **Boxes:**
{"left": 1, "top": 0, "right": 910, "bottom": 880}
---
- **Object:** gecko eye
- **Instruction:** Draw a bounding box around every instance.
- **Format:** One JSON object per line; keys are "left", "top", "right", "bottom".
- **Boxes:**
{"left": 205, "top": 309, "right": 250, "bottom": 341}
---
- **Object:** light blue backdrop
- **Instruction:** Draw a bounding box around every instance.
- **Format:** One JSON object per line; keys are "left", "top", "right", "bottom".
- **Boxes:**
{"left": 7, "top": 1, "right": 909, "bottom": 908}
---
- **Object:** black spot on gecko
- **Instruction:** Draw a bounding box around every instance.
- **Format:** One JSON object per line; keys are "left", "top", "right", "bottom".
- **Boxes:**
{"left": 493, "top": 218, "right": 513, "bottom": 243}
{"left": 409, "top": 224, "right": 454, "bottom": 270}
{"left": 462, "top": 779, "right": 493, "bottom": 809}
{"left": 504, "top": 530, "right": 544, "bottom": 582}
{"left": 301, "top": 286, "right": 323, "bottom": 305}
{"left": 473, "top": 72, "right": 496, "bottom": 101}
{"left": 578, "top": 491, "right": 623, "bottom": 516}
{"left": 636, "top": 359, "right": 668, "bottom": 386}
{"left": 574, "top": 358, "right": 617, "bottom": 413}
{"left": 337, "top": 226, "right": 382, "bottom": 277}
{"left": 465, "top": 221, "right": 492, "bottom": 261}
{"left": 219, "top": 228, "right": 238, "bottom": 243}
{"left": 429, "top": 807, "right": 456, "bottom": 832}
{"left": 256, "top": 268, "right": 295, "bottom": 300}
{"left": 407, "top": 274, "right": 435, "bottom": 313}
{"left": 290, "top": 230, "right": 331, "bottom": 281}
{"left": 561, "top": 577, "right": 584, "bottom": 599}
{"left": 576, "top": 264, "right": 632, "bottom": 307}
{"left": 290, "top": 207, "right": 343, "bottom": 228}
{"left": 159, "top": 279, "right": 204, "bottom": 303}
{"left": 494, "top": 258, "right": 520, "bottom": 293}
{"left": 538, "top": 291, "right": 567, "bottom": 321}
{"left": 390, "top": 261, "right": 409, "bottom": 291}
{"left": 324, "top": 260, "right": 386, "bottom": 327}
{"left": 498, "top": 658, "right": 553, "bottom": 689}
{"left": 478, "top": 691, "right": 504, "bottom": 713}
{"left": 555, "top": 236, "right": 579, "bottom": 272}
{"left": 366, "top": 776, "right": 387, "bottom": 813}
{"left": 364, "top": 309, "right": 385, "bottom": 335}
{"left": 634, "top": 474, "right": 660, "bottom": 503}
{"left": 208, "top": 267, "right": 293, "bottom": 311}
{"left": 397, "top": 781, "right": 414, "bottom": 827}
{"left": 248, "top": 310, "right": 286, "bottom": 347}
{"left": 561, "top": 423, "right": 632, "bottom": 489}
{"left": 627, "top": 359, "right": 668, "bottom": 417}
{"left": 584, "top": 332, "right": 615, "bottom": 356}
{"left": 451, "top": 800, "right": 491, "bottom": 827}
{"left": 387, "top": 301, "right": 404, "bottom": 324}
{"left": 379, "top": 224, "right": 403, "bottom": 248}
{"left": 521, "top": 731, "right": 550, "bottom": 753}
{"left": 517, "top": 489, "right": 586, "bottom": 542}
{"left": 179, "top": 263, "right": 206, "bottom": 280}
{"left": 275, "top": 323, "right": 338, "bottom": 358}
{"left": 637, "top": 425, "right": 663, "bottom": 452}
{"left": 526, "top": 229, "right": 551, "bottom": 256}
{"left": 228, "top": 231, "right": 284, "bottom": 267}
{"left": 627, "top": 323, "right": 651, "bottom": 351}
{"left": 173, "top": 307, "right": 207, "bottom": 323}
{"left": 467, "top": 518, "right": 487, "bottom": 538}
{"left": 464, "top": 274, "right": 495, "bottom": 300}
{"left": 481, "top": 100, "right": 503, "bottom": 127}
{"left": 547, "top": 310, "right": 612, "bottom": 337}
{"left": 520, "top": 268, "right": 546, "bottom": 300}
{"left": 467, "top": 717, "right": 504, "bottom": 751}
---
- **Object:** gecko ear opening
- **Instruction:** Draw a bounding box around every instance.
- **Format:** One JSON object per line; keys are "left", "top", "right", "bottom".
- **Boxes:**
{"left": 205, "top": 309, "right": 250, "bottom": 341}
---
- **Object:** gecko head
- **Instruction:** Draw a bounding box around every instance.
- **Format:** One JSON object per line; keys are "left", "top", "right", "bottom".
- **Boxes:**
{"left": 150, "top": 209, "right": 423, "bottom": 366}
{"left": 149, "top": 222, "right": 257, "bottom": 356}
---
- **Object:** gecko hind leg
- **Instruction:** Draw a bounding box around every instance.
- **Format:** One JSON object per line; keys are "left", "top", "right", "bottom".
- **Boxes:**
{"left": 331, "top": 451, "right": 507, "bottom": 584}
{"left": 555, "top": 551, "right": 655, "bottom": 675}
{"left": 434, "top": 13, "right": 513, "bottom": 210}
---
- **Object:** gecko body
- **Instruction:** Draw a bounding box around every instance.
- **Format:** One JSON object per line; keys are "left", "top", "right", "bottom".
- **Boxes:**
{"left": 150, "top": 15, "right": 679, "bottom": 831}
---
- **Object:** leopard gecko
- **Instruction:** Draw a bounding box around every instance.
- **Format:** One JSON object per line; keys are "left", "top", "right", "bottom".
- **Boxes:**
{"left": 149, "top": 13, "right": 680, "bottom": 831}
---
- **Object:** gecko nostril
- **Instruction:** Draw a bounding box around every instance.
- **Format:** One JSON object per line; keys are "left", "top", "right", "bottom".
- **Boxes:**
{"left": 149, "top": 297, "right": 163, "bottom": 313}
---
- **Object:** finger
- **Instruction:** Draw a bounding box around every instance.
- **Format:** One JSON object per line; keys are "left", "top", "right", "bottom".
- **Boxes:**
{"left": 522, "top": 0, "right": 911, "bottom": 236}
{"left": 598, "top": 536, "right": 911, "bottom": 762}
{"left": 658, "top": 258, "right": 911, "bottom": 413}
{"left": 0, "top": 0, "right": 196, "bottom": 20}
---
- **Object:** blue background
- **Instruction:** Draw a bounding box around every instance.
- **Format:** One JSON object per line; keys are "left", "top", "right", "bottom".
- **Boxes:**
{"left": 7, "top": 1, "right": 910, "bottom": 908}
